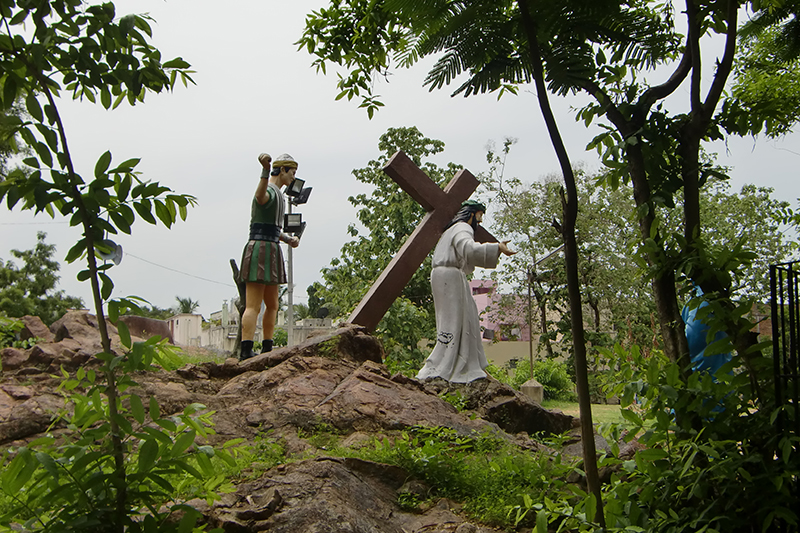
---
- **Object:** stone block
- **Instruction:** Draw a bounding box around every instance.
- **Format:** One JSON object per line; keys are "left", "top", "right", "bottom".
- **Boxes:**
{"left": 520, "top": 378, "right": 544, "bottom": 404}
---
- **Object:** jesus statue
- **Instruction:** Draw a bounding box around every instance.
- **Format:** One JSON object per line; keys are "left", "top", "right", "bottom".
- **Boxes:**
{"left": 416, "top": 200, "right": 515, "bottom": 383}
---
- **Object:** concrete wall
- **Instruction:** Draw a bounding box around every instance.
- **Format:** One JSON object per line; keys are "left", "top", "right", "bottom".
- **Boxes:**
{"left": 289, "top": 318, "right": 335, "bottom": 346}
{"left": 168, "top": 314, "right": 203, "bottom": 347}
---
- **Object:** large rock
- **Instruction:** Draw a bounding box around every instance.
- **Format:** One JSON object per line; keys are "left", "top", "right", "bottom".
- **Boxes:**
{"left": 118, "top": 315, "right": 173, "bottom": 343}
{"left": 201, "top": 457, "right": 498, "bottom": 533}
{"left": 0, "top": 347, "right": 29, "bottom": 371}
{"left": 315, "top": 361, "right": 493, "bottom": 434}
{"left": 421, "top": 376, "right": 574, "bottom": 436}
{"left": 0, "top": 391, "right": 64, "bottom": 445}
{"left": 20, "top": 315, "right": 54, "bottom": 343}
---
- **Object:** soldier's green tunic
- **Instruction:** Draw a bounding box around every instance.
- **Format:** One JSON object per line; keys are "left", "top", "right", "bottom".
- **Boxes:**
{"left": 239, "top": 182, "right": 287, "bottom": 285}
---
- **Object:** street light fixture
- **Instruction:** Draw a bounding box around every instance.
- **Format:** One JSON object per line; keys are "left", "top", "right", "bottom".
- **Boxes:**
{"left": 283, "top": 179, "right": 312, "bottom": 347}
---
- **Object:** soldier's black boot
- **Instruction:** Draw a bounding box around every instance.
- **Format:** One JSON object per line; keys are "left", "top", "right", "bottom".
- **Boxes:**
{"left": 261, "top": 339, "right": 274, "bottom": 353}
{"left": 240, "top": 340, "right": 255, "bottom": 361}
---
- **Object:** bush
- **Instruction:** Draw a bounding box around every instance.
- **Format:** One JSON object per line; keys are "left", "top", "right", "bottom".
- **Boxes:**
{"left": 505, "top": 358, "right": 576, "bottom": 401}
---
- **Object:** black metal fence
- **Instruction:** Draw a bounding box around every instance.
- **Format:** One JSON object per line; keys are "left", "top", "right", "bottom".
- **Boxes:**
{"left": 771, "top": 261, "right": 800, "bottom": 439}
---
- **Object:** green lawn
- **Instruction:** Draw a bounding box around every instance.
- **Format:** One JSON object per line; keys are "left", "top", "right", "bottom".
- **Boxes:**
{"left": 541, "top": 400, "right": 626, "bottom": 425}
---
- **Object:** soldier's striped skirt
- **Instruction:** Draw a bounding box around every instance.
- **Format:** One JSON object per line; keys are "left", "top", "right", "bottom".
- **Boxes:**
{"left": 239, "top": 240, "right": 287, "bottom": 285}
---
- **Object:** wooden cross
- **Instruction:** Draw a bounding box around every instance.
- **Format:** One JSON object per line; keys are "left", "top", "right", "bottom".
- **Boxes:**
{"left": 348, "top": 150, "right": 496, "bottom": 331}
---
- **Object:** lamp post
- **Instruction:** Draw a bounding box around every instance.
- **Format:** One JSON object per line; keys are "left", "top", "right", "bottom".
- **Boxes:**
{"left": 283, "top": 179, "right": 311, "bottom": 347}
{"left": 528, "top": 243, "right": 564, "bottom": 378}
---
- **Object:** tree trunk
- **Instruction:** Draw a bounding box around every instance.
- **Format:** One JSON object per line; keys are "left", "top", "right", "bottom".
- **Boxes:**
{"left": 517, "top": 0, "right": 605, "bottom": 525}
{"left": 230, "top": 259, "right": 246, "bottom": 356}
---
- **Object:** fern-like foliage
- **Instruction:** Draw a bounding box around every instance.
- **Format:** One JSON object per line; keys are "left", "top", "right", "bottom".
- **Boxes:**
{"left": 741, "top": 0, "right": 800, "bottom": 63}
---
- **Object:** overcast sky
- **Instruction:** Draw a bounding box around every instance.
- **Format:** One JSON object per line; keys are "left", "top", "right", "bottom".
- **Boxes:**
{"left": 2, "top": 0, "right": 799, "bottom": 320}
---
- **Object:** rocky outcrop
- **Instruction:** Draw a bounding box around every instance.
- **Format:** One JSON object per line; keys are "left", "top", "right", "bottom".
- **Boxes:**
{"left": 1, "top": 311, "right": 585, "bottom": 532}
{"left": 118, "top": 315, "right": 173, "bottom": 343}
{"left": 193, "top": 457, "right": 500, "bottom": 533}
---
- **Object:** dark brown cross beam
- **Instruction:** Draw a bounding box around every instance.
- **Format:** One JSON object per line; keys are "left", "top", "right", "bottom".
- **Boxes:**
{"left": 348, "top": 150, "right": 496, "bottom": 331}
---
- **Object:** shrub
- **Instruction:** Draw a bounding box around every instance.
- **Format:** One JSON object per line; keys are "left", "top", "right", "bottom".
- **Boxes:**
{"left": 506, "top": 358, "right": 576, "bottom": 400}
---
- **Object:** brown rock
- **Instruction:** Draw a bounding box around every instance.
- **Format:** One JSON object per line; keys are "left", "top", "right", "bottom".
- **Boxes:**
{"left": 314, "top": 361, "right": 492, "bottom": 435}
{"left": 49, "top": 310, "right": 126, "bottom": 355}
{"left": 0, "top": 394, "right": 64, "bottom": 444}
{"left": 20, "top": 315, "right": 54, "bottom": 342}
{"left": 422, "top": 376, "right": 573, "bottom": 436}
{"left": 1, "top": 385, "right": 35, "bottom": 400}
{"left": 1, "top": 347, "right": 29, "bottom": 370}
{"left": 207, "top": 458, "right": 411, "bottom": 533}
{"left": 118, "top": 315, "right": 173, "bottom": 343}
{"left": 0, "top": 389, "right": 14, "bottom": 421}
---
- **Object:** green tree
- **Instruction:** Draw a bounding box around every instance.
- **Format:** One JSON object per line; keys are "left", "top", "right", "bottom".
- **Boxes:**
{"left": 122, "top": 303, "right": 173, "bottom": 320}
{"left": 174, "top": 295, "right": 199, "bottom": 314}
{"left": 298, "top": 3, "right": 800, "bottom": 523}
{"left": 0, "top": 231, "right": 84, "bottom": 324}
{"left": 0, "top": 3, "right": 236, "bottom": 533}
{"left": 318, "top": 126, "right": 459, "bottom": 366}
{"left": 291, "top": 302, "right": 310, "bottom": 320}
{"left": 0, "top": 102, "right": 28, "bottom": 176}
{"left": 486, "top": 144, "right": 792, "bottom": 353}
{"left": 307, "top": 281, "right": 337, "bottom": 318}
{"left": 482, "top": 144, "right": 654, "bottom": 355}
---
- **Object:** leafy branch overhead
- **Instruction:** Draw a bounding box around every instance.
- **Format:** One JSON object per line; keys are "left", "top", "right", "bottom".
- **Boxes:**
{"left": 0, "top": 0, "right": 198, "bottom": 303}
{"left": 0, "top": 2, "right": 220, "bottom": 532}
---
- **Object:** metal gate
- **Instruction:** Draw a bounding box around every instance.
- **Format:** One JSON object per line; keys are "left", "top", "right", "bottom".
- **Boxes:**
{"left": 771, "top": 261, "right": 800, "bottom": 440}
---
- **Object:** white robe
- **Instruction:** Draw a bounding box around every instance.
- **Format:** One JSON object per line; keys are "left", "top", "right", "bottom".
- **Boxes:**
{"left": 416, "top": 222, "right": 500, "bottom": 383}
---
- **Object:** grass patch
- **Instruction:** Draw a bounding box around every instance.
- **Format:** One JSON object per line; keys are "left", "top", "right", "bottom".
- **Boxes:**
{"left": 542, "top": 400, "right": 625, "bottom": 425}
{"left": 329, "top": 425, "right": 581, "bottom": 529}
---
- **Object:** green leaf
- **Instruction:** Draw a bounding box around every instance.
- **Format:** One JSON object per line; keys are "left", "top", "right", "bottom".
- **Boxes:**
{"left": 95, "top": 151, "right": 112, "bottom": 179}
{"left": 163, "top": 57, "right": 191, "bottom": 69}
{"left": 34, "top": 141, "right": 53, "bottom": 168}
{"left": 620, "top": 408, "right": 642, "bottom": 426}
{"left": 172, "top": 430, "right": 197, "bottom": 457}
{"left": 134, "top": 200, "right": 157, "bottom": 224}
{"left": 147, "top": 472, "right": 175, "bottom": 494}
{"left": 35, "top": 452, "right": 59, "bottom": 479}
{"left": 4, "top": 76, "right": 18, "bottom": 109}
{"left": 130, "top": 394, "right": 145, "bottom": 424}
{"left": 535, "top": 509, "right": 547, "bottom": 533}
{"left": 2, "top": 448, "right": 38, "bottom": 494}
{"left": 99, "top": 272, "right": 114, "bottom": 300}
{"left": 26, "top": 92, "right": 43, "bottom": 122}
{"left": 118, "top": 320, "right": 132, "bottom": 348}
{"left": 195, "top": 450, "right": 215, "bottom": 476}
{"left": 177, "top": 507, "right": 199, "bottom": 533}
{"left": 112, "top": 158, "right": 141, "bottom": 172}
{"left": 154, "top": 199, "right": 172, "bottom": 227}
{"left": 149, "top": 396, "right": 161, "bottom": 420}
{"left": 117, "top": 174, "right": 132, "bottom": 200}
{"left": 138, "top": 438, "right": 159, "bottom": 472}
{"left": 101, "top": 86, "right": 112, "bottom": 109}
{"left": 109, "top": 209, "right": 132, "bottom": 235}
{"left": 636, "top": 448, "right": 668, "bottom": 462}
{"left": 65, "top": 239, "right": 87, "bottom": 263}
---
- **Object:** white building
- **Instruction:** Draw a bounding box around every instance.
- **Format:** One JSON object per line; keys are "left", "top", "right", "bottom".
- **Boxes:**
{"left": 167, "top": 313, "right": 203, "bottom": 347}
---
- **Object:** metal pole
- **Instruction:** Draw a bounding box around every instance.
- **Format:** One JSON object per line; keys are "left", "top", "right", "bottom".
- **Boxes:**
{"left": 528, "top": 268, "right": 534, "bottom": 380}
{"left": 286, "top": 202, "right": 294, "bottom": 347}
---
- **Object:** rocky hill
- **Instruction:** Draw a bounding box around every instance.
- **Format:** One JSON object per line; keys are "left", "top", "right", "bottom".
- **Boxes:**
{"left": 1, "top": 311, "right": 597, "bottom": 533}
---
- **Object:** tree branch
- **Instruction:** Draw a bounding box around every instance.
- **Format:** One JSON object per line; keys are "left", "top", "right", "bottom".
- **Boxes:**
{"left": 703, "top": 0, "right": 738, "bottom": 118}
{"left": 635, "top": 44, "right": 692, "bottom": 125}
{"left": 686, "top": 0, "right": 703, "bottom": 112}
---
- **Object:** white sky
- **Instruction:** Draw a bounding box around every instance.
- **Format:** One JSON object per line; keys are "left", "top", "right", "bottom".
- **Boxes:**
{"left": 1, "top": 0, "right": 799, "bottom": 320}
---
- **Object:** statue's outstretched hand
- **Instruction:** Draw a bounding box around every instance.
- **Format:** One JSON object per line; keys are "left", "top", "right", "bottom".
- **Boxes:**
{"left": 499, "top": 240, "right": 516, "bottom": 256}
{"left": 288, "top": 236, "right": 300, "bottom": 248}
{"left": 258, "top": 153, "right": 272, "bottom": 170}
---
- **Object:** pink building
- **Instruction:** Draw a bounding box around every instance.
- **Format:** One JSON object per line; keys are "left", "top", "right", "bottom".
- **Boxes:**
{"left": 469, "top": 279, "right": 532, "bottom": 342}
